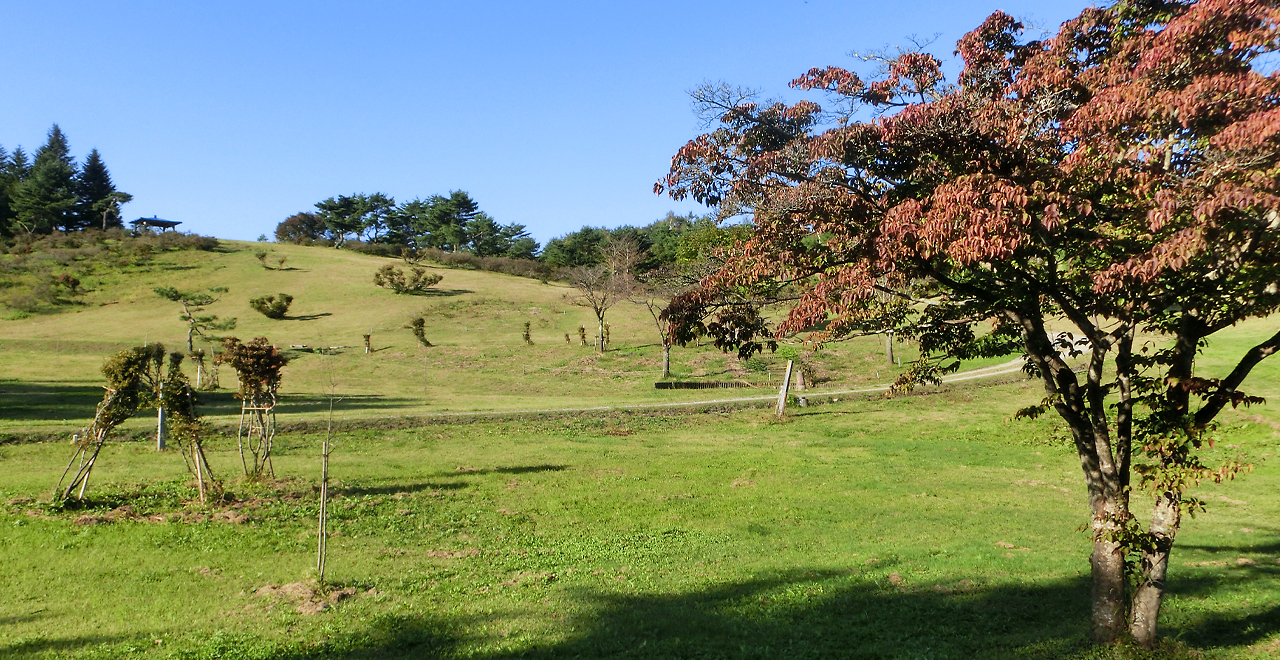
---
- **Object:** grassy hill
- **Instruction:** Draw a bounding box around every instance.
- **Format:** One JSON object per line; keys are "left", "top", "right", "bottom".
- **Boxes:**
{"left": 0, "top": 239, "right": 939, "bottom": 436}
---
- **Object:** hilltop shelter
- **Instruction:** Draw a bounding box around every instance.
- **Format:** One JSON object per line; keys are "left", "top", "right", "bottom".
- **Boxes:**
{"left": 131, "top": 216, "right": 182, "bottom": 232}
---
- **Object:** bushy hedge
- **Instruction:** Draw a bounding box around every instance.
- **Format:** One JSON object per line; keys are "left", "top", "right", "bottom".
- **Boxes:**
{"left": 249, "top": 293, "right": 293, "bottom": 319}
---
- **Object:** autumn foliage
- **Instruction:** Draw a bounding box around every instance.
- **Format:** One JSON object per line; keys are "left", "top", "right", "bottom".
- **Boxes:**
{"left": 660, "top": 0, "right": 1280, "bottom": 647}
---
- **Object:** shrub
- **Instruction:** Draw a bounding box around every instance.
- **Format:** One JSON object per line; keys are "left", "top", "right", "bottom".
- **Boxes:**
{"left": 53, "top": 273, "right": 80, "bottom": 294}
{"left": 409, "top": 317, "right": 432, "bottom": 347}
{"left": 373, "top": 264, "right": 442, "bottom": 294}
{"left": 347, "top": 241, "right": 400, "bottom": 258}
{"left": 249, "top": 293, "right": 293, "bottom": 319}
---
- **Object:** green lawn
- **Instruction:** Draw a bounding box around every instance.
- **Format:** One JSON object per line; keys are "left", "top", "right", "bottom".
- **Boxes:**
{"left": 1, "top": 380, "right": 1277, "bottom": 659}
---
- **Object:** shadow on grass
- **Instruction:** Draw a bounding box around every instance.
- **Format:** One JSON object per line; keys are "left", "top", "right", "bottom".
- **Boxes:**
{"left": 410, "top": 288, "right": 472, "bottom": 297}
{"left": 0, "top": 381, "right": 106, "bottom": 421}
{"left": 40, "top": 571, "right": 1263, "bottom": 660}
{"left": 270, "top": 394, "right": 425, "bottom": 416}
{"left": 0, "top": 610, "right": 48, "bottom": 626}
{"left": 1, "top": 634, "right": 140, "bottom": 658}
{"left": 336, "top": 481, "right": 469, "bottom": 497}
{"left": 285, "top": 312, "right": 333, "bottom": 321}
{"left": 434, "top": 464, "right": 569, "bottom": 477}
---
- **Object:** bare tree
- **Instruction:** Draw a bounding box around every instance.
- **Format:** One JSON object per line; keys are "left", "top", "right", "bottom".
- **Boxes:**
{"left": 630, "top": 265, "right": 692, "bottom": 379}
{"left": 569, "top": 238, "right": 641, "bottom": 353}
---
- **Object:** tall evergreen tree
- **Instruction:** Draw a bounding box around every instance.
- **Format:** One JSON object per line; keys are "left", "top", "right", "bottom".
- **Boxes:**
{"left": 0, "top": 146, "right": 12, "bottom": 237}
{"left": 76, "top": 149, "right": 130, "bottom": 230}
{"left": 7, "top": 146, "right": 31, "bottom": 179}
{"left": 11, "top": 125, "right": 78, "bottom": 233}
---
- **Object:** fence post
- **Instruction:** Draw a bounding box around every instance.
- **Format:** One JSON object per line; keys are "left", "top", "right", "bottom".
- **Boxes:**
{"left": 775, "top": 360, "right": 794, "bottom": 418}
{"left": 156, "top": 381, "right": 166, "bottom": 451}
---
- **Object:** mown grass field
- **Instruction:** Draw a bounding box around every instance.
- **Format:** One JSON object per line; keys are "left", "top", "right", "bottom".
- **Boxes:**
{"left": 2, "top": 238, "right": 1279, "bottom": 658}
{"left": 1, "top": 382, "right": 1278, "bottom": 660}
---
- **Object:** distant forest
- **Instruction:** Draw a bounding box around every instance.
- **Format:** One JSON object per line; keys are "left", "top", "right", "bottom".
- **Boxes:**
{"left": 0, "top": 125, "right": 131, "bottom": 237}
{"left": 278, "top": 193, "right": 732, "bottom": 272}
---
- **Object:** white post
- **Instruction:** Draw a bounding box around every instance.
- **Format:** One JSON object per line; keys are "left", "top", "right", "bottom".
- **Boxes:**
{"left": 156, "top": 381, "right": 166, "bottom": 451}
{"left": 775, "top": 360, "right": 794, "bottom": 418}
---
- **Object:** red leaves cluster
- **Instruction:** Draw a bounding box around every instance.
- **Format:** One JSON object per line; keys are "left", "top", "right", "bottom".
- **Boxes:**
{"left": 217, "top": 337, "right": 288, "bottom": 401}
{"left": 660, "top": 0, "right": 1280, "bottom": 340}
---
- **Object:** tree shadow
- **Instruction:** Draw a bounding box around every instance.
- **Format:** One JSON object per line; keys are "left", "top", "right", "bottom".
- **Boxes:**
{"left": 276, "top": 393, "right": 424, "bottom": 414}
{"left": 284, "top": 312, "right": 332, "bottom": 321}
{"left": 0, "top": 381, "right": 105, "bottom": 422}
{"left": 0, "top": 610, "right": 48, "bottom": 626}
{"left": 8, "top": 568, "right": 1278, "bottom": 658}
{"left": 433, "top": 464, "right": 569, "bottom": 477}
{"left": 410, "top": 288, "right": 472, "bottom": 297}
{"left": 1, "top": 633, "right": 137, "bottom": 658}
{"left": 196, "top": 569, "right": 1278, "bottom": 659}
{"left": 335, "top": 481, "right": 469, "bottom": 497}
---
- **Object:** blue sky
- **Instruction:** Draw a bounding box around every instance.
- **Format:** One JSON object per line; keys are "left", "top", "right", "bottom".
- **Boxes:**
{"left": 2, "top": 0, "right": 1092, "bottom": 245}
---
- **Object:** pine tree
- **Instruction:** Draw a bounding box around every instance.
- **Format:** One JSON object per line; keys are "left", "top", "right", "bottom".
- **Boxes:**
{"left": 0, "top": 147, "right": 30, "bottom": 237}
{"left": 76, "top": 149, "right": 129, "bottom": 230}
{"left": 0, "top": 146, "right": 12, "bottom": 237}
{"left": 11, "top": 125, "right": 78, "bottom": 233}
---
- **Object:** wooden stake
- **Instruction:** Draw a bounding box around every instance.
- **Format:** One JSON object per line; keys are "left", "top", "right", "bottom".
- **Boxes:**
{"left": 775, "top": 360, "right": 794, "bottom": 418}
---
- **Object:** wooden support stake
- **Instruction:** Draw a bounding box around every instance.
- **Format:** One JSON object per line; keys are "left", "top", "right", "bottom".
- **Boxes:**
{"left": 775, "top": 360, "right": 794, "bottom": 418}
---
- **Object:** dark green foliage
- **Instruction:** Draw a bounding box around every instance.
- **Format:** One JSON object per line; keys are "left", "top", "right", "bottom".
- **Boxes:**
{"left": 523, "top": 321, "right": 534, "bottom": 345}
{"left": 409, "top": 317, "right": 432, "bottom": 347}
{"left": 249, "top": 293, "right": 293, "bottom": 319}
{"left": 540, "top": 213, "right": 718, "bottom": 271}
{"left": 314, "top": 192, "right": 396, "bottom": 246}
{"left": 10, "top": 125, "right": 78, "bottom": 233}
{"left": 274, "top": 212, "right": 327, "bottom": 244}
{"left": 2, "top": 126, "right": 130, "bottom": 236}
{"left": 541, "top": 226, "right": 608, "bottom": 268}
{"left": 75, "top": 149, "right": 130, "bottom": 230}
{"left": 373, "top": 264, "right": 442, "bottom": 294}
{"left": 153, "top": 285, "right": 236, "bottom": 351}
{"left": 98, "top": 343, "right": 167, "bottom": 426}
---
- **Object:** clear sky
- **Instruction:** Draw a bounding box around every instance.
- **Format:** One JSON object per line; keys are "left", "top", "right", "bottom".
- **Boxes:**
{"left": 2, "top": 0, "right": 1092, "bottom": 245}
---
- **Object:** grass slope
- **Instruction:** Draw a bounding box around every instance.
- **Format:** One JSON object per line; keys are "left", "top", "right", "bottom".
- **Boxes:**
{"left": 0, "top": 240, "right": 931, "bottom": 435}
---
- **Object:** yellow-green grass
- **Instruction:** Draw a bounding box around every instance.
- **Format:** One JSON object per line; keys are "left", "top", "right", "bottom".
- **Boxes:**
{"left": 1, "top": 380, "right": 1277, "bottom": 659}
{"left": 1, "top": 240, "right": 932, "bottom": 435}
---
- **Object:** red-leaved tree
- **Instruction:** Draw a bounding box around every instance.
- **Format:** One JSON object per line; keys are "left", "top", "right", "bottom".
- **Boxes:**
{"left": 659, "top": 0, "right": 1280, "bottom": 646}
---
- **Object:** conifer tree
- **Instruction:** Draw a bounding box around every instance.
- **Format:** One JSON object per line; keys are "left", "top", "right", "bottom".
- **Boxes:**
{"left": 0, "top": 146, "right": 13, "bottom": 237}
{"left": 76, "top": 149, "right": 130, "bottom": 230}
{"left": 11, "top": 125, "right": 78, "bottom": 233}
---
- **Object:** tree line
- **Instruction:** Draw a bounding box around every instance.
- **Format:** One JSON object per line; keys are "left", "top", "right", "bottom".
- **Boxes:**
{"left": 275, "top": 191, "right": 538, "bottom": 259}
{"left": 0, "top": 125, "right": 131, "bottom": 237}
{"left": 277, "top": 196, "right": 738, "bottom": 276}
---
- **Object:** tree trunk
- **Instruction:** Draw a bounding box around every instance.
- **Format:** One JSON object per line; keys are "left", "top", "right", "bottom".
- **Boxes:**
{"left": 1131, "top": 492, "right": 1180, "bottom": 647}
{"left": 885, "top": 331, "right": 894, "bottom": 364}
{"left": 1090, "top": 498, "right": 1129, "bottom": 644}
{"left": 186, "top": 326, "right": 195, "bottom": 353}
{"left": 597, "top": 317, "right": 606, "bottom": 353}
{"left": 662, "top": 344, "right": 671, "bottom": 380}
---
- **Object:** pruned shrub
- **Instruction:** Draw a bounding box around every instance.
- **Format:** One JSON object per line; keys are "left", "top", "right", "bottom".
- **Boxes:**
{"left": 409, "top": 317, "right": 432, "bottom": 347}
{"left": 249, "top": 293, "right": 293, "bottom": 319}
{"left": 374, "top": 264, "right": 442, "bottom": 294}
